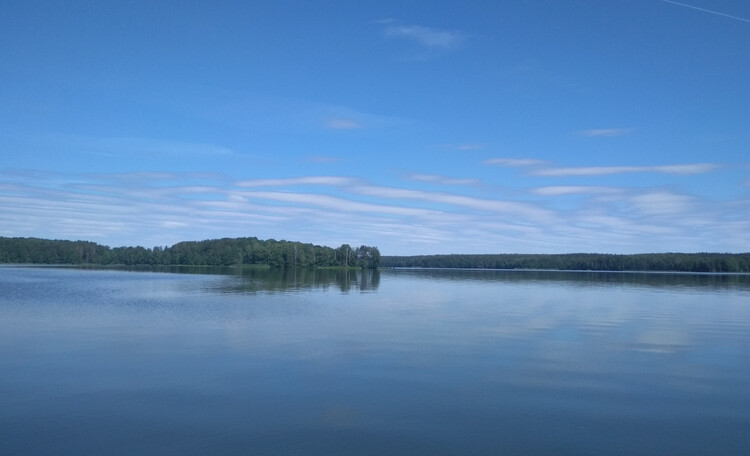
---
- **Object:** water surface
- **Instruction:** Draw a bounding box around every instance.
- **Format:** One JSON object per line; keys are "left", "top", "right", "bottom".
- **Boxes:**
{"left": 1, "top": 266, "right": 748, "bottom": 455}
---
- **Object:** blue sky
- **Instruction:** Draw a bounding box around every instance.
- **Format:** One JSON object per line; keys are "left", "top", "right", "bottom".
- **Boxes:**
{"left": 1, "top": 0, "right": 749, "bottom": 255}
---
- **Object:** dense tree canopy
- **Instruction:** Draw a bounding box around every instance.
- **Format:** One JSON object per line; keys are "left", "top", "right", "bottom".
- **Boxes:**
{"left": 0, "top": 237, "right": 381, "bottom": 269}
{"left": 381, "top": 253, "right": 750, "bottom": 273}
{"left": 3, "top": 237, "right": 749, "bottom": 272}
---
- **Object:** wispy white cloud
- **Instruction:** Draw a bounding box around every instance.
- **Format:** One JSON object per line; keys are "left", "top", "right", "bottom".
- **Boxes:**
{"left": 531, "top": 186, "right": 621, "bottom": 196}
{"left": 325, "top": 118, "right": 362, "bottom": 130}
{"left": 351, "top": 185, "right": 554, "bottom": 220}
{"left": 532, "top": 163, "right": 719, "bottom": 177}
{"left": 236, "top": 176, "right": 358, "bottom": 187}
{"left": 382, "top": 22, "right": 466, "bottom": 51}
{"left": 577, "top": 128, "right": 633, "bottom": 137}
{"left": 408, "top": 174, "right": 480, "bottom": 186}
{"left": 483, "top": 158, "right": 548, "bottom": 167}
{"left": 65, "top": 136, "right": 236, "bottom": 158}
{"left": 2, "top": 170, "right": 748, "bottom": 255}
{"left": 445, "top": 143, "right": 486, "bottom": 151}
{"left": 237, "top": 190, "right": 439, "bottom": 217}
{"left": 186, "top": 93, "right": 401, "bottom": 135}
{"left": 95, "top": 171, "right": 178, "bottom": 181}
{"left": 306, "top": 156, "right": 341, "bottom": 163}
{"left": 629, "top": 191, "right": 694, "bottom": 215}
{"left": 316, "top": 104, "right": 402, "bottom": 130}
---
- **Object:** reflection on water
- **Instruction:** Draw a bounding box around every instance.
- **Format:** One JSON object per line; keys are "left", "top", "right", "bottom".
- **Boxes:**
{"left": 74, "top": 265, "right": 381, "bottom": 293}
{"left": 222, "top": 267, "right": 380, "bottom": 293}
{"left": 385, "top": 267, "right": 750, "bottom": 291}
{"left": 0, "top": 266, "right": 748, "bottom": 455}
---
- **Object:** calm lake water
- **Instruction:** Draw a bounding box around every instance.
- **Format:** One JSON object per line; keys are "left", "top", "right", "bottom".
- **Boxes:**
{"left": 1, "top": 266, "right": 749, "bottom": 455}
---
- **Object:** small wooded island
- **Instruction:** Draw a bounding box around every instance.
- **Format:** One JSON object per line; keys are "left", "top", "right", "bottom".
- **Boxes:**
{"left": 2, "top": 236, "right": 750, "bottom": 272}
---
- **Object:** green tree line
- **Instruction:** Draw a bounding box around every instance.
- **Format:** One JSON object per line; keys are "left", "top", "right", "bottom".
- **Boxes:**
{"left": 380, "top": 252, "right": 750, "bottom": 273}
{"left": 0, "top": 237, "right": 380, "bottom": 269}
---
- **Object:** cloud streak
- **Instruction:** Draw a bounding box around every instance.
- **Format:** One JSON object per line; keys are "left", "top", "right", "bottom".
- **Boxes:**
{"left": 237, "top": 190, "right": 440, "bottom": 217}
{"left": 577, "top": 128, "right": 633, "bottom": 137}
{"left": 382, "top": 23, "right": 466, "bottom": 50}
{"left": 450, "top": 144, "right": 486, "bottom": 151}
{"left": 351, "top": 185, "right": 554, "bottom": 220}
{"left": 65, "top": 136, "right": 236, "bottom": 158}
{"left": 236, "top": 176, "right": 358, "bottom": 187}
{"left": 532, "top": 186, "right": 621, "bottom": 196}
{"left": 325, "top": 118, "right": 362, "bottom": 130}
{"left": 483, "top": 158, "right": 548, "bottom": 167}
{"left": 629, "top": 191, "right": 694, "bottom": 215}
{"left": 408, "top": 174, "right": 479, "bottom": 186}
{"left": 532, "top": 163, "right": 719, "bottom": 177}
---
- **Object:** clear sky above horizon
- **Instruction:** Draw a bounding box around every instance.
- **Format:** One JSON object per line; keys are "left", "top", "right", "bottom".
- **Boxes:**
{"left": 2, "top": 0, "right": 749, "bottom": 255}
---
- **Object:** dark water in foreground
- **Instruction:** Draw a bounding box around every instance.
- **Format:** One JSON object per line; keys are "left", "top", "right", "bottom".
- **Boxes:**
{"left": 1, "top": 266, "right": 749, "bottom": 455}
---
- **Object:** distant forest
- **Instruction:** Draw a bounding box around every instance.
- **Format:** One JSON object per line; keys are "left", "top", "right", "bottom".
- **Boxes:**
{"left": 3, "top": 237, "right": 749, "bottom": 272}
{"left": 0, "top": 237, "right": 380, "bottom": 269}
{"left": 381, "top": 253, "right": 750, "bottom": 273}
